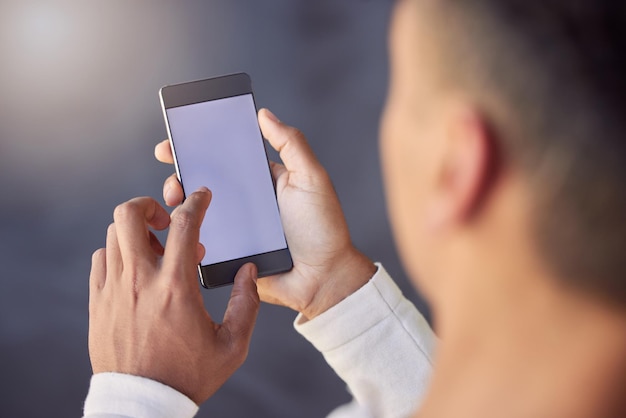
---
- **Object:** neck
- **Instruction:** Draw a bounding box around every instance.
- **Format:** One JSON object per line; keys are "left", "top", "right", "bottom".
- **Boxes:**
{"left": 418, "top": 268, "right": 626, "bottom": 418}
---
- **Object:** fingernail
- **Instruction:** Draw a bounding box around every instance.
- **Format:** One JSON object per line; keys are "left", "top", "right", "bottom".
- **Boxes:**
{"left": 264, "top": 109, "right": 280, "bottom": 123}
{"left": 196, "top": 186, "right": 210, "bottom": 193}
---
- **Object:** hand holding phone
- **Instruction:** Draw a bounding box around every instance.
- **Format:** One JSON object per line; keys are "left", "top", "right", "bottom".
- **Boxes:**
{"left": 156, "top": 108, "right": 377, "bottom": 319}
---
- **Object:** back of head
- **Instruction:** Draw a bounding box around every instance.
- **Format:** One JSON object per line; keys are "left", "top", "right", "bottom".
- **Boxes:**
{"left": 430, "top": 0, "right": 626, "bottom": 307}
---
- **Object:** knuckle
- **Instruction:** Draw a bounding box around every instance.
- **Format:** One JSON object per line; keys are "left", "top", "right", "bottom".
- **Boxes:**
{"left": 113, "top": 197, "right": 155, "bottom": 222}
{"left": 170, "top": 207, "right": 197, "bottom": 231}
{"left": 299, "top": 167, "right": 329, "bottom": 191}
{"left": 113, "top": 200, "right": 138, "bottom": 222}
{"left": 288, "top": 126, "right": 306, "bottom": 142}
{"left": 91, "top": 248, "right": 106, "bottom": 264}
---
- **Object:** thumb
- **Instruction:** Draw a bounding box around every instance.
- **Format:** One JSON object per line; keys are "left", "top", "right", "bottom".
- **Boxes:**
{"left": 258, "top": 108, "right": 322, "bottom": 174}
{"left": 221, "top": 263, "right": 260, "bottom": 347}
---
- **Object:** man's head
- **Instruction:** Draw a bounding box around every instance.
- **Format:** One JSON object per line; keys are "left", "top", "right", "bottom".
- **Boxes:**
{"left": 381, "top": 0, "right": 626, "bottom": 309}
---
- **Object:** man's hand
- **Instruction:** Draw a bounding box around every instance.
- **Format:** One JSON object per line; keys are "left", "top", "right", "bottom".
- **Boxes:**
{"left": 155, "top": 109, "right": 376, "bottom": 320}
{"left": 88, "top": 190, "right": 260, "bottom": 405}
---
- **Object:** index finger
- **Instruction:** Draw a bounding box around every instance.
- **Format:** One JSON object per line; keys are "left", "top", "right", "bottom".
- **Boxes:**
{"left": 155, "top": 139, "right": 174, "bottom": 164}
{"left": 162, "top": 188, "right": 212, "bottom": 281}
{"left": 113, "top": 197, "right": 171, "bottom": 270}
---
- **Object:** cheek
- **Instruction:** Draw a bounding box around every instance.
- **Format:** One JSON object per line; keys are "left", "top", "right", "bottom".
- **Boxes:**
{"left": 380, "top": 103, "right": 427, "bottom": 281}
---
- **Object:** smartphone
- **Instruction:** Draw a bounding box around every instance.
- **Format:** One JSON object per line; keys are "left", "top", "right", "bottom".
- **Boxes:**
{"left": 159, "top": 73, "right": 292, "bottom": 288}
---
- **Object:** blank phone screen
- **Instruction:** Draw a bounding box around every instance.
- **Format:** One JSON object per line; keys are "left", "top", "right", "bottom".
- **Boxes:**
{"left": 165, "top": 93, "right": 287, "bottom": 266}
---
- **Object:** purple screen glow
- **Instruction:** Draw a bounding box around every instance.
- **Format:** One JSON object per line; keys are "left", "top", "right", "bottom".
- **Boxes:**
{"left": 166, "top": 93, "right": 287, "bottom": 266}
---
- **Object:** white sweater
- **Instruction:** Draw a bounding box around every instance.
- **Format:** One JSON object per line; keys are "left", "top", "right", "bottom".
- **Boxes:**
{"left": 83, "top": 264, "right": 436, "bottom": 418}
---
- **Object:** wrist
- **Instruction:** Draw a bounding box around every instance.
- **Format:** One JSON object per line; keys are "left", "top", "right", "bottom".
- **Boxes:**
{"left": 300, "top": 248, "right": 377, "bottom": 320}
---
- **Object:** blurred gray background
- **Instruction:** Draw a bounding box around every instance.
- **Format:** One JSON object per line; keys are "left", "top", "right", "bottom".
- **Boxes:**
{"left": 0, "top": 1, "right": 430, "bottom": 416}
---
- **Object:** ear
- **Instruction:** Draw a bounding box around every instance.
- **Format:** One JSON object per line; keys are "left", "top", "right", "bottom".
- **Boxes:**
{"left": 425, "top": 106, "right": 495, "bottom": 231}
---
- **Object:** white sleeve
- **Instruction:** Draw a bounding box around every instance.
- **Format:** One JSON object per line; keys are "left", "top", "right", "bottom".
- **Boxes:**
{"left": 294, "top": 263, "right": 436, "bottom": 418}
{"left": 83, "top": 372, "right": 199, "bottom": 418}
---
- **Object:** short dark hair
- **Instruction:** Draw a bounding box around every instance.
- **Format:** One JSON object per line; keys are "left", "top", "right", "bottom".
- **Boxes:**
{"left": 429, "top": 0, "right": 626, "bottom": 306}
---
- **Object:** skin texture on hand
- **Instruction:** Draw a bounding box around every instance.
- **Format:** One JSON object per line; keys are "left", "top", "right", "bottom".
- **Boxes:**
{"left": 88, "top": 190, "right": 260, "bottom": 405}
{"left": 155, "top": 109, "right": 376, "bottom": 320}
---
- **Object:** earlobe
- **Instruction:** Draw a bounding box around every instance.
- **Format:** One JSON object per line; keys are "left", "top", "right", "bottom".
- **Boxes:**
{"left": 425, "top": 107, "right": 494, "bottom": 232}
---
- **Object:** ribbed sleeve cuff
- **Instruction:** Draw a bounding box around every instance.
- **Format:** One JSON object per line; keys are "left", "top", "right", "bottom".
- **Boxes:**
{"left": 294, "top": 263, "right": 405, "bottom": 353}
